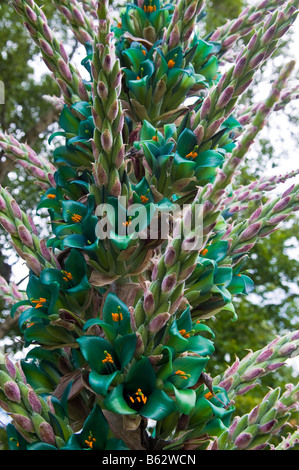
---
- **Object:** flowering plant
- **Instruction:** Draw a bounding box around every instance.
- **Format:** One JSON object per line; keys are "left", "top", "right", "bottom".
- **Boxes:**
{"left": 0, "top": 0, "right": 298, "bottom": 451}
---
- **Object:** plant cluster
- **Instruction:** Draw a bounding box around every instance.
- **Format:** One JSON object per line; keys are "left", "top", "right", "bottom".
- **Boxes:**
{"left": 0, "top": 0, "right": 298, "bottom": 451}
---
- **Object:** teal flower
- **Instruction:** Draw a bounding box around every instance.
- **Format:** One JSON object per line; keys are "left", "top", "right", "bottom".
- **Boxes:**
{"left": 157, "top": 346, "right": 210, "bottom": 415}
{"left": 104, "top": 357, "right": 176, "bottom": 420}
{"left": 171, "top": 128, "right": 224, "bottom": 187}
{"left": 77, "top": 333, "right": 137, "bottom": 396}
{"left": 82, "top": 293, "right": 133, "bottom": 340}
{"left": 62, "top": 405, "right": 128, "bottom": 450}
{"left": 165, "top": 306, "right": 215, "bottom": 357}
{"left": 39, "top": 249, "right": 90, "bottom": 294}
{"left": 189, "top": 385, "right": 235, "bottom": 436}
{"left": 11, "top": 274, "right": 61, "bottom": 330}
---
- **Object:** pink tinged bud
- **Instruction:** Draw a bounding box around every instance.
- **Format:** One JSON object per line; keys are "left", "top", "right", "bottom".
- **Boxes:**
{"left": 272, "top": 197, "right": 291, "bottom": 213}
{"left": 73, "top": 7, "right": 85, "bottom": 26}
{"left": 103, "top": 54, "right": 112, "bottom": 73}
{"left": 161, "top": 273, "right": 177, "bottom": 294}
{"left": 184, "top": 3, "right": 196, "bottom": 21}
{"left": 200, "top": 96, "right": 211, "bottom": 119}
{"left": 282, "top": 184, "right": 295, "bottom": 198}
{"left": 256, "top": 348, "right": 273, "bottom": 363}
{"left": 248, "top": 12, "right": 263, "bottom": 24}
{"left": 229, "top": 17, "right": 244, "bottom": 34}
{"left": 224, "top": 361, "right": 240, "bottom": 381}
{"left": 262, "top": 25, "right": 276, "bottom": 45}
{"left": 235, "top": 432, "right": 252, "bottom": 450}
{"left": 228, "top": 416, "right": 239, "bottom": 440}
{"left": 23, "top": 253, "right": 43, "bottom": 276}
{"left": 25, "top": 5, "right": 37, "bottom": 23}
{"left": 39, "top": 239, "right": 52, "bottom": 262}
{"left": 291, "top": 331, "right": 299, "bottom": 341}
{"left": 239, "top": 222, "right": 261, "bottom": 241}
{"left": 11, "top": 414, "right": 34, "bottom": 432}
{"left": 259, "top": 419, "right": 277, "bottom": 434}
{"left": 58, "top": 59, "right": 73, "bottom": 83}
{"left": 4, "top": 381, "right": 21, "bottom": 402}
{"left": 267, "top": 214, "right": 289, "bottom": 225}
{"left": 39, "top": 39, "right": 54, "bottom": 58}
{"left": 5, "top": 355, "right": 16, "bottom": 379}
{"left": 11, "top": 283, "right": 23, "bottom": 300}
{"left": 266, "top": 362, "right": 286, "bottom": 372}
{"left": 10, "top": 199, "right": 22, "bottom": 219}
{"left": 38, "top": 421, "right": 56, "bottom": 446}
{"left": 0, "top": 216, "right": 18, "bottom": 235}
{"left": 29, "top": 165, "right": 47, "bottom": 180}
{"left": 218, "top": 376, "right": 234, "bottom": 392}
{"left": 248, "top": 405, "right": 260, "bottom": 424}
{"left": 97, "top": 81, "right": 108, "bottom": 100}
{"left": 249, "top": 52, "right": 265, "bottom": 69}
{"left": 233, "top": 56, "right": 247, "bottom": 79}
{"left": 242, "top": 367, "right": 265, "bottom": 381}
{"left": 10, "top": 145, "right": 25, "bottom": 158}
{"left": 28, "top": 389, "right": 42, "bottom": 413}
{"left": 235, "top": 79, "right": 253, "bottom": 96}
{"left": 217, "top": 86, "right": 235, "bottom": 109}
{"left": 205, "top": 117, "right": 225, "bottom": 139}
{"left": 149, "top": 312, "right": 171, "bottom": 334}
{"left": 0, "top": 195, "right": 6, "bottom": 211}
{"left": 42, "top": 22, "right": 53, "bottom": 42}
{"left": 222, "top": 34, "right": 239, "bottom": 48}
{"left": 115, "top": 146, "right": 125, "bottom": 169}
{"left": 164, "top": 246, "right": 176, "bottom": 267}
{"left": 143, "top": 291, "right": 155, "bottom": 315}
{"left": 279, "top": 343, "right": 298, "bottom": 357}
{"left": 101, "top": 129, "right": 113, "bottom": 152}
{"left": 18, "top": 225, "right": 34, "bottom": 248}
{"left": 107, "top": 100, "right": 119, "bottom": 122}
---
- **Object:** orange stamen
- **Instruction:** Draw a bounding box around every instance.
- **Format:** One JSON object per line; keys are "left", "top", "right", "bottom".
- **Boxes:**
{"left": 185, "top": 151, "right": 198, "bottom": 159}
{"left": 201, "top": 248, "right": 208, "bottom": 256}
{"left": 167, "top": 59, "right": 175, "bottom": 69}
{"left": 46, "top": 194, "right": 56, "bottom": 199}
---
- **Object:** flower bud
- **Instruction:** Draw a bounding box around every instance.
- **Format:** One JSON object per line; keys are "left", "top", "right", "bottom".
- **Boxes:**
{"left": 58, "top": 58, "right": 73, "bottom": 83}
{"left": 242, "top": 367, "right": 264, "bottom": 381}
{"left": 272, "top": 197, "right": 291, "bottom": 213}
{"left": 239, "top": 222, "right": 261, "bottom": 241}
{"left": 161, "top": 272, "right": 177, "bottom": 294}
{"left": 149, "top": 312, "right": 170, "bottom": 334}
{"left": 217, "top": 86, "right": 235, "bottom": 109}
{"left": 256, "top": 347, "right": 273, "bottom": 363}
{"left": 11, "top": 413, "right": 34, "bottom": 432}
{"left": 3, "top": 381, "right": 21, "bottom": 403}
{"left": 234, "top": 432, "right": 252, "bottom": 450}
{"left": 101, "top": 128, "right": 113, "bottom": 152}
{"left": 143, "top": 291, "right": 155, "bottom": 316}
{"left": 18, "top": 225, "right": 34, "bottom": 249}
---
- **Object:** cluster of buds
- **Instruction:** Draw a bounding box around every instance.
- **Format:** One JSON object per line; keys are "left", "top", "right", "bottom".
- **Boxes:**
{"left": 91, "top": 0, "right": 126, "bottom": 197}
{"left": 213, "top": 330, "right": 299, "bottom": 399}
{"left": 11, "top": 0, "right": 90, "bottom": 105}
{"left": 163, "top": 0, "right": 205, "bottom": 51}
{"left": 217, "top": 383, "right": 299, "bottom": 450}
{"left": 0, "top": 276, "right": 26, "bottom": 308}
{"left": 222, "top": 182, "right": 299, "bottom": 258}
{"left": 220, "top": 168, "right": 299, "bottom": 216}
{"left": 133, "top": 198, "right": 204, "bottom": 351}
{"left": 52, "top": 0, "right": 96, "bottom": 45}
{"left": 0, "top": 186, "right": 59, "bottom": 275}
{"left": 192, "top": 3, "right": 298, "bottom": 144}
{"left": 0, "top": 131, "right": 56, "bottom": 191}
{"left": 209, "top": 0, "right": 286, "bottom": 54}
{"left": 0, "top": 351, "right": 72, "bottom": 447}
{"left": 232, "top": 59, "right": 297, "bottom": 162}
